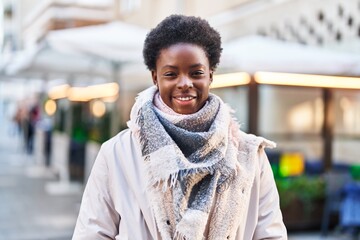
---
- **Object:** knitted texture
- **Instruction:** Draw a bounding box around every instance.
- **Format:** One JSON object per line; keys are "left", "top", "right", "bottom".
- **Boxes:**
{"left": 127, "top": 86, "right": 276, "bottom": 240}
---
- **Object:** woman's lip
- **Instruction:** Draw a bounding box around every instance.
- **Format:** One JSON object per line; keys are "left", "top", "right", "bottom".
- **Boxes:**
{"left": 173, "top": 94, "right": 196, "bottom": 98}
{"left": 173, "top": 96, "right": 196, "bottom": 101}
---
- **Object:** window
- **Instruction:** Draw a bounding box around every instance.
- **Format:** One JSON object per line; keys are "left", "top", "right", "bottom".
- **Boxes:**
{"left": 333, "top": 90, "right": 360, "bottom": 165}
{"left": 258, "top": 86, "right": 323, "bottom": 162}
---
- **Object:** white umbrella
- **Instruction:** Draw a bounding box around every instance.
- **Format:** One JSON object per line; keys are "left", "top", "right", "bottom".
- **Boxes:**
{"left": 1, "top": 47, "right": 39, "bottom": 76}
{"left": 220, "top": 35, "right": 360, "bottom": 76}
{"left": 46, "top": 21, "right": 148, "bottom": 63}
{"left": 4, "top": 44, "right": 112, "bottom": 78}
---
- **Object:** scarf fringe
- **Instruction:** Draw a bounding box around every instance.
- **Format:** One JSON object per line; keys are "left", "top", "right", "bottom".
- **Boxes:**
{"left": 174, "top": 231, "right": 186, "bottom": 240}
{"left": 146, "top": 156, "right": 237, "bottom": 192}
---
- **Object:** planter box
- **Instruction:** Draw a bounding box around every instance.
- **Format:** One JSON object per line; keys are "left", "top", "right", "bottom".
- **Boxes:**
{"left": 282, "top": 198, "right": 324, "bottom": 231}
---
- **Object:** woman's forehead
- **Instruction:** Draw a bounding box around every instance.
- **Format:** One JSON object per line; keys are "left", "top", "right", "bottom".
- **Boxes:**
{"left": 156, "top": 43, "right": 209, "bottom": 65}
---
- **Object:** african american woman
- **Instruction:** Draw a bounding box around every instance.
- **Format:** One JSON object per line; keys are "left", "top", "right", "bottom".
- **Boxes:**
{"left": 73, "top": 15, "right": 287, "bottom": 240}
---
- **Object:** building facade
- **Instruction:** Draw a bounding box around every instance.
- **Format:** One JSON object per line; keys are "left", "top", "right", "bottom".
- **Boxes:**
{"left": 1, "top": 0, "right": 360, "bottom": 174}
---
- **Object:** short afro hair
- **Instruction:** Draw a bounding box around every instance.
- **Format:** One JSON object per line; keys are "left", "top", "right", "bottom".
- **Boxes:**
{"left": 143, "top": 14, "right": 222, "bottom": 71}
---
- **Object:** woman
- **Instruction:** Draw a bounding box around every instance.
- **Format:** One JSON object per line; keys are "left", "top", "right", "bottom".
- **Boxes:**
{"left": 73, "top": 15, "right": 287, "bottom": 240}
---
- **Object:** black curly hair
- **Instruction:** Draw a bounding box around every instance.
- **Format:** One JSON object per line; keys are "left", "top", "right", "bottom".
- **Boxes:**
{"left": 143, "top": 14, "right": 222, "bottom": 71}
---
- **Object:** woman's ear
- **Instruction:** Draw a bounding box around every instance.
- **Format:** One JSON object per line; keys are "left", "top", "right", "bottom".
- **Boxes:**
{"left": 209, "top": 71, "right": 214, "bottom": 84}
{"left": 151, "top": 70, "right": 157, "bottom": 86}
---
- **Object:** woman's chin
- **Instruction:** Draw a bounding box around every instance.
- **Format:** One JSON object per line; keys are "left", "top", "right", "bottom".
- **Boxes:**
{"left": 172, "top": 101, "right": 199, "bottom": 114}
{"left": 174, "top": 107, "right": 197, "bottom": 115}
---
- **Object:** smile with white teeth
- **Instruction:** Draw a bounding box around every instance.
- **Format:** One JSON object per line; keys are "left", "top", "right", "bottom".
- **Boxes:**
{"left": 176, "top": 96, "right": 194, "bottom": 101}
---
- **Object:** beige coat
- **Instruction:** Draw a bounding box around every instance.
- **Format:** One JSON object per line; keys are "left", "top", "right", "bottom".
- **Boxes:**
{"left": 72, "top": 129, "right": 287, "bottom": 240}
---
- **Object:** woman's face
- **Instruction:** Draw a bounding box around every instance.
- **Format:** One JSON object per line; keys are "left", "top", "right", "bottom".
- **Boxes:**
{"left": 152, "top": 43, "right": 213, "bottom": 115}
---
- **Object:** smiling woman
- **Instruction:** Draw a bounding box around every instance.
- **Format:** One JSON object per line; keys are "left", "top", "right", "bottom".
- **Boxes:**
{"left": 73, "top": 15, "right": 287, "bottom": 240}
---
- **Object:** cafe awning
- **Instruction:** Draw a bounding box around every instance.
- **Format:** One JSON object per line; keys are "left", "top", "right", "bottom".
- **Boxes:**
{"left": 220, "top": 35, "right": 360, "bottom": 76}
{"left": 46, "top": 21, "right": 148, "bottom": 63}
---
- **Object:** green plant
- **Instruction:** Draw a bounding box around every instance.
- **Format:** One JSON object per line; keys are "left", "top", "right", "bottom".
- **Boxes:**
{"left": 351, "top": 165, "right": 360, "bottom": 181}
{"left": 276, "top": 176, "right": 325, "bottom": 217}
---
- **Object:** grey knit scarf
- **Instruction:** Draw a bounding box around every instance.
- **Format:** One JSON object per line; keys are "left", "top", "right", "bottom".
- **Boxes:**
{"left": 128, "top": 86, "right": 276, "bottom": 240}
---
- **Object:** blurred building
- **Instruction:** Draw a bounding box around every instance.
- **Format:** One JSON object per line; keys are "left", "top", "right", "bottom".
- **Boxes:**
{"left": 1, "top": 0, "right": 360, "bottom": 230}
{"left": 3, "top": 0, "right": 359, "bottom": 49}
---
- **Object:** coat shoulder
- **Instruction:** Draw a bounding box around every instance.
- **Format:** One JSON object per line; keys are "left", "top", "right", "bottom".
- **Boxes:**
{"left": 238, "top": 130, "right": 276, "bottom": 150}
{"left": 101, "top": 128, "right": 132, "bottom": 149}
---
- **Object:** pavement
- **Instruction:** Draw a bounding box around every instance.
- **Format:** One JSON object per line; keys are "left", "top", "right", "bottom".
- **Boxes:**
{"left": 289, "top": 232, "right": 357, "bottom": 240}
{"left": 0, "top": 120, "right": 357, "bottom": 240}
{"left": 0, "top": 122, "right": 83, "bottom": 240}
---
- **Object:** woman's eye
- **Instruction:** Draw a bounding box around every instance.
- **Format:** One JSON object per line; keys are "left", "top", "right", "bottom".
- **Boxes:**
{"left": 164, "top": 72, "right": 176, "bottom": 77}
{"left": 192, "top": 71, "right": 204, "bottom": 76}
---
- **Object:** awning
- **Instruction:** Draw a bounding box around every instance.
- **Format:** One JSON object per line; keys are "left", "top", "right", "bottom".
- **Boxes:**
{"left": 220, "top": 35, "right": 360, "bottom": 76}
{"left": 3, "top": 44, "right": 112, "bottom": 79}
{"left": 46, "top": 21, "right": 148, "bottom": 63}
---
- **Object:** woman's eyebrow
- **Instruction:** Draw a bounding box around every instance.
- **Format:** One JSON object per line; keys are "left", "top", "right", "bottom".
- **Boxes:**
{"left": 189, "top": 63, "right": 205, "bottom": 68}
{"left": 161, "top": 63, "right": 205, "bottom": 70}
{"left": 161, "top": 65, "right": 178, "bottom": 70}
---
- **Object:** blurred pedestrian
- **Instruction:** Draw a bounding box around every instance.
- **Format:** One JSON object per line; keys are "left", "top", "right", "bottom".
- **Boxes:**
{"left": 13, "top": 107, "right": 22, "bottom": 135}
{"left": 12, "top": 100, "right": 28, "bottom": 150}
{"left": 12, "top": 101, "right": 25, "bottom": 135}
{"left": 73, "top": 15, "right": 287, "bottom": 240}
{"left": 25, "top": 103, "right": 40, "bottom": 154}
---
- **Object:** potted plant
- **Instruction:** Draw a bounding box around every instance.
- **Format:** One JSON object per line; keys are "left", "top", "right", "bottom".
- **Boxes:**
{"left": 276, "top": 176, "right": 325, "bottom": 230}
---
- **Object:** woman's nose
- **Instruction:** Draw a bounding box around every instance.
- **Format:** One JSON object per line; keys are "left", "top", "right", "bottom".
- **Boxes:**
{"left": 177, "top": 76, "right": 193, "bottom": 89}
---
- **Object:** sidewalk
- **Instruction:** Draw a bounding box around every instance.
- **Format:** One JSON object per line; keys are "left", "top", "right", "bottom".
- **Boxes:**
{"left": 289, "top": 232, "right": 355, "bottom": 240}
{"left": 0, "top": 123, "right": 82, "bottom": 240}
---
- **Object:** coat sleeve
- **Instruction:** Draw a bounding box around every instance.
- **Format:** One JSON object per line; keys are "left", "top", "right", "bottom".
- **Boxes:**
{"left": 253, "top": 148, "right": 288, "bottom": 240}
{"left": 72, "top": 145, "right": 120, "bottom": 240}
